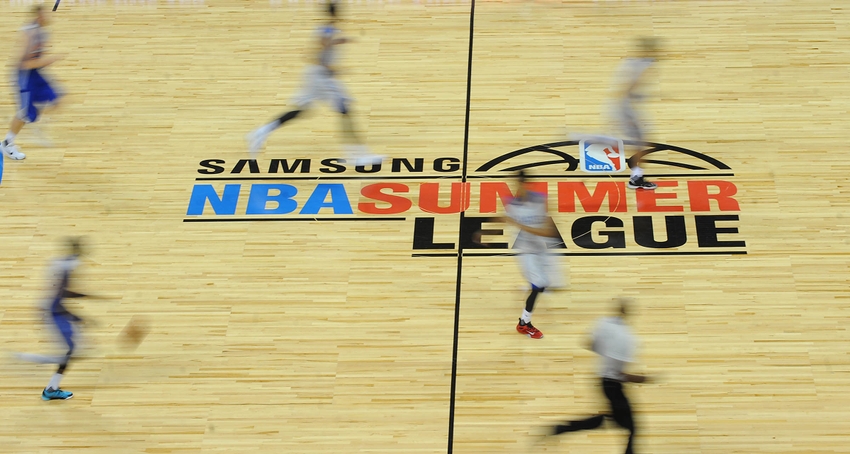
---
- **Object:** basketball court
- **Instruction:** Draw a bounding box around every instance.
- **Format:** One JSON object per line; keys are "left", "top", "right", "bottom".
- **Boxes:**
{"left": 0, "top": 0, "right": 848, "bottom": 452}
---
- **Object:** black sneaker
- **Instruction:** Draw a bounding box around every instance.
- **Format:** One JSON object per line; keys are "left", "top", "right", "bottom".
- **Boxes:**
{"left": 628, "top": 177, "right": 657, "bottom": 190}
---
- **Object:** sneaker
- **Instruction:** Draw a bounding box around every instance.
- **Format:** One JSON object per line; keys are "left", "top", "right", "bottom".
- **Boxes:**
{"left": 628, "top": 177, "right": 657, "bottom": 190}
{"left": 516, "top": 319, "right": 544, "bottom": 339}
{"left": 345, "top": 144, "right": 384, "bottom": 166}
{"left": 42, "top": 387, "right": 73, "bottom": 401}
{"left": 0, "top": 140, "right": 26, "bottom": 160}
{"left": 245, "top": 128, "right": 268, "bottom": 159}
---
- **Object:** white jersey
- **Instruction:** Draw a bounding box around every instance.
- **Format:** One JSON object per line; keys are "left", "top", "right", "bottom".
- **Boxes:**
{"left": 506, "top": 191, "right": 550, "bottom": 254}
{"left": 592, "top": 316, "right": 637, "bottom": 382}
{"left": 316, "top": 25, "right": 340, "bottom": 69}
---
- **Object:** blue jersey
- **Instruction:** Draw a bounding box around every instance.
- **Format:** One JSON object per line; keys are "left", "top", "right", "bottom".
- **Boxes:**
{"left": 47, "top": 255, "right": 81, "bottom": 321}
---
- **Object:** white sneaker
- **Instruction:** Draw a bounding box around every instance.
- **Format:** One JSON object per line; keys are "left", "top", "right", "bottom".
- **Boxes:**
{"left": 346, "top": 144, "right": 384, "bottom": 166}
{"left": 245, "top": 128, "right": 268, "bottom": 159}
{"left": 1, "top": 140, "right": 26, "bottom": 160}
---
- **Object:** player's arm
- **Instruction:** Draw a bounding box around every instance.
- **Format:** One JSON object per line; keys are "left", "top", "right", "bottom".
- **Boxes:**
{"left": 506, "top": 216, "right": 559, "bottom": 238}
{"left": 17, "top": 30, "right": 60, "bottom": 70}
{"left": 622, "top": 372, "right": 650, "bottom": 383}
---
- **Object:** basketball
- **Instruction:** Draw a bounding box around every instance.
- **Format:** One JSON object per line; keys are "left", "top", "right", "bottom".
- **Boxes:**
{"left": 120, "top": 316, "right": 149, "bottom": 350}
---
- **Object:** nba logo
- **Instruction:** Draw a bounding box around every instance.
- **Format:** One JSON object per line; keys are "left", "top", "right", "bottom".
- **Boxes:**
{"left": 579, "top": 138, "right": 626, "bottom": 173}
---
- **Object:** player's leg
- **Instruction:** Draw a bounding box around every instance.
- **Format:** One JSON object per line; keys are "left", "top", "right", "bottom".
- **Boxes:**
{"left": 551, "top": 379, "right": 608, "bottom": 434}
{"left": 27, "top": 69, "right": 61, "bottom": 147}
{"left": 0, "top": 71, "right": 32, "bottom": 160}
{"left": 42, "top": 315, "right": 75, "bottom": 400}
{"left": 620, "top": 101, "right": 656, "bottom": 191}
{"left": 324, "top": 75, "right": 382, "bottom": 166}
{"left": 245, "top": 66, "right": 317, "bottom": 157}
{"left": 604, "top": 379, "right": 636, "bottom": 454}
{"left": 516, "top": 252, "right": 547, "bottom": 339}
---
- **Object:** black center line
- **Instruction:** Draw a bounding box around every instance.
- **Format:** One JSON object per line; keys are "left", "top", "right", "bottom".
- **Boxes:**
{"left": 447, "top": 0, "right": 475, "bottom": 452}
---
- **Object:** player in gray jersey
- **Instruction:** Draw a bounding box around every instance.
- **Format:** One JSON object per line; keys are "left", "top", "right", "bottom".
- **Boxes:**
{"left": 609, "top": 37, "right": 661, "bottom": 190}
{"left": 246, "top": 1, "right": 382, "bottom": 166}
{"left": 501, "top": 170, "right": 563, "bottom": 339}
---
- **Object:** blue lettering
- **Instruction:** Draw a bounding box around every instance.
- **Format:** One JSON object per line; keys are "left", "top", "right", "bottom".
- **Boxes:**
{"left": 299, "top": 183, "right": 353, "bottom": 215}
{"left": 246, "top": 184, "right": 298, "bottom": 215}
{"left": 186, "top": 184, "right": 240, "bottom": 215}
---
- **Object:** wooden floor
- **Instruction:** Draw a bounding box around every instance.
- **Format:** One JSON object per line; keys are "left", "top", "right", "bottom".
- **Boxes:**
{"left": 1, "top": 0, "right": 849, "bottom": 452}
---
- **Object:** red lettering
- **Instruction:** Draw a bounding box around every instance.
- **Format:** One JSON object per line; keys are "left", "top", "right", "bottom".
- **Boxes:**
{"left": 558, "top": 182, "right": 627, "bottom": 213}
{"left": 687, "top": 180, "right": 740, "bottom": 211}
{"left": 479, "top": 181, "right": 547, "bottom": 213}
{"left": 635, "top": 181, "right": 684, "bottom": 212}
{"left": 358, "top": 183, "right": 412, "bottom": 214}
{"left": 419, "top": 182, "right": 470, "bottom": 214}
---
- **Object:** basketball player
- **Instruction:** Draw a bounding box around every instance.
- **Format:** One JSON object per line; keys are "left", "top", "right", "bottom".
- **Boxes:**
{"left": 501, "top": 170, "right": 562, "bottom": 339}
{"left": 17, "top": 238, "right": 93, "bottom": 400}
{"left": 546, "top": 298, "right": 651, "bottom": 453}
{"left": 0, "top": 5, "right": 63, "bottom": 161}
{"left": 610, "top": 37, "right": 661, "bottom": 190}
{"left": 246, "top": 1, "right": 382, "bottom": 166}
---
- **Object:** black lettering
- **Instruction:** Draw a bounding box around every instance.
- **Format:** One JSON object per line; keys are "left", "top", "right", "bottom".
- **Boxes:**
{"left": 355, "top": 163, "right": 382, "bottom": 173}
{"left": 391, "top": 158, "right": 424, "bottom": 173}
{"left": 571, "top": 216, "right": 626, "bottom": 249}
{"left": 319, "top": 158, "right": 346, "bottom": 173}
{"left": 633, "top": 216, "right": 687, "bottom": 248}
{"left": 198, "top": 159, "right": 225, "bottom": 175}
{"left": 412, "top": 217, "right": 455, "bottom": 250}
{"left": 695, "top": 215, "right": 746, "bottom": 248}
{"left": 230, "top": 159, "right": 260, "bottom": 174}
{"left": 434, "top": 157, "right": 461, "bottom": 173}
{"left": 461, "top": 216, "right": 507, "bottom": 249}
{"left": 268, "top": 159, "right": 311, "bottom": 174}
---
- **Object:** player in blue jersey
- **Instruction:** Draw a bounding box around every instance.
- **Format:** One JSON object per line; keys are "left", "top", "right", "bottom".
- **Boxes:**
{"left": 246, "top": 1, "right": 382, "bottom": 166}
{"left": 16, "top": 238, "right": 94, "bottom": 401}
{"left": 0, "top": 5, "right": 63, "bottom": 161}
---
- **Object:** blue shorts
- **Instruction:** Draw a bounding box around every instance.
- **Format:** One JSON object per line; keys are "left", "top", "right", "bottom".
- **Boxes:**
{"left": 18, "top": 69, "right": 58, "bottom": 123}
{"left": 51, "top": 313, "right": 76, "bottom": 353}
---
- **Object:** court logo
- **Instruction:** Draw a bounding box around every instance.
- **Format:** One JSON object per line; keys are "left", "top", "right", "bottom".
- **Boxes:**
{"left": 184, "top": 139, "right": 746, "bottom": 257}
{"left": 579, "top": 138, "right": 625, "bottom": 173}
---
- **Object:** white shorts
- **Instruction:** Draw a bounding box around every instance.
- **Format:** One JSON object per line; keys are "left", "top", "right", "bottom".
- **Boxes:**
{"left": 517, "top": 250, "right": 563, "bottom": 289}
{"left": 292, "top": 65, "right": 351, "bottom": 112}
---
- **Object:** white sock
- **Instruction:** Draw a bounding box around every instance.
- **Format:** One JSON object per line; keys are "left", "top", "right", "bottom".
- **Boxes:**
{"left": 47, "top": 373, "right": 63, "bottom": 391}
{"left": 521, "top": 310, "right": 532, "bottom": 324}
{"left": 630, "top": 166, "right": 643, "bottom": 180}
{"left": 4, "top": 132, "right": 15, "bottom": 144}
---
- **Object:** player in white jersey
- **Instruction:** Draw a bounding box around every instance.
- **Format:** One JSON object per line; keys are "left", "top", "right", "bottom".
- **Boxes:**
{"left": 246, "top": 1, "right": 382, "bottom": 166}
{"left": 501, "top": 170, "right": 562, "bottom": 339}
{"left": 1, "top": 5, "right": 64, "bottom": 161}
{"left": 609, "top": 37, "right": 660, "bottom": 190}
{"left": 545, "top": 298, "right": 653, "bottom": 453}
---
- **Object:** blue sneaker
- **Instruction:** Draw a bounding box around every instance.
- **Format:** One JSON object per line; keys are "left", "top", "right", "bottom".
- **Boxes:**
{"left": 42, "top": 388, "right": 73, "bottom": 401}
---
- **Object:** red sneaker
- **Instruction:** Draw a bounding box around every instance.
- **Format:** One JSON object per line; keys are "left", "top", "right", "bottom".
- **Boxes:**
{"left": 516, "top": 319, "right": 544, "bottom": 339}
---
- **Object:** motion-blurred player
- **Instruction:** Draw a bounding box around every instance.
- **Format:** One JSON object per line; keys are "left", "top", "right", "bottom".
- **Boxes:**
{"left": 16, "top": 238, "right": 94, "bottom": 400}
{"left": 246, "top": 1, "right": 382, "bottom": 166}
{"left": 0, "top": 5, "right": 63, "bottom": 161}
{"left": 609, "top": 37, "right": 661, "bottom": 190}
{"left": 502, "top": 170, "right": 563, "bottom": 339}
